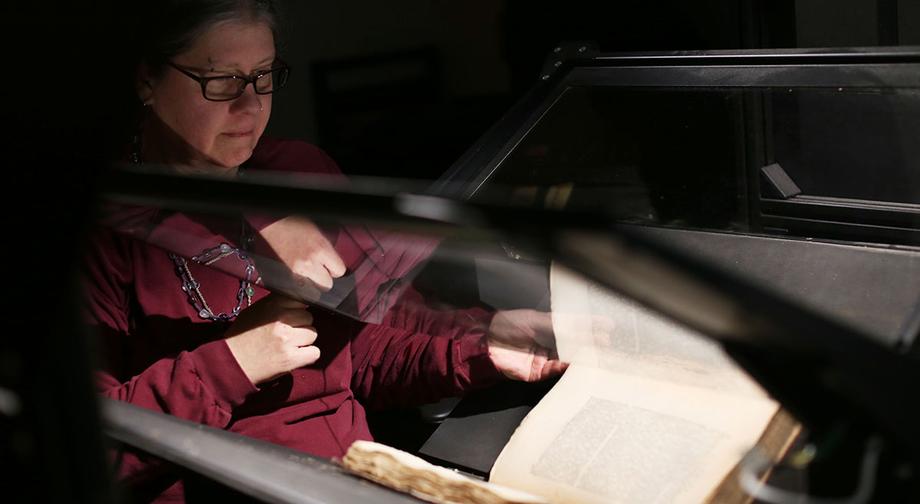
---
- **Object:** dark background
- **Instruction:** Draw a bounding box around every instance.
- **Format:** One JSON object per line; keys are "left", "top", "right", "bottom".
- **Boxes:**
{"left": 3, "top": 0, "right": 920, "bottom": 501}
{"left": 264, "top": 0, "right": 920, "bottom": 180}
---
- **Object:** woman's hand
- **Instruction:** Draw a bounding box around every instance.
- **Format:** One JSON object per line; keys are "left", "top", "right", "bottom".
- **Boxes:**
{"left": 224, "top": 294, "right": 320, "bottom": 385}
{"left": 486, "top": 309, "right": 568, "bottom": 382}
{"left": 256, "top": 216, "right": 347, "bottom": 292}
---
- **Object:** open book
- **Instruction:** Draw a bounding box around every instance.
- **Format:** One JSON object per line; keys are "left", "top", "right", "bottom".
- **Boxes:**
{"left": 343, "top": 263, "right": 799, "bottom": 503}
{"left": 489, "top": 263, "right": 799, "bottom": 503}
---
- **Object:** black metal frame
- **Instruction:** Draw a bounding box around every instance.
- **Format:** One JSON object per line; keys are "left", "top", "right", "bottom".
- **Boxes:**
{"left": 433, "top": 47, "right": 920, "bottom": 245}
{"left": 102, "top": 399, "right": 418, "bottom": 504}
{"left": 95, "top": 170, "right": 920, "bottom": 504}
{"left": 95, "top": 164, "right": 920, "bottom": 499}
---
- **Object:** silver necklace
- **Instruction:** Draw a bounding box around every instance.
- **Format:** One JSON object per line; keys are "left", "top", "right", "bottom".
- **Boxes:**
{"left": 131, "top": 134, "right": 258, "bottom": 322}
{"left": 169, "top": 243, "right": 258, "bottom": 321}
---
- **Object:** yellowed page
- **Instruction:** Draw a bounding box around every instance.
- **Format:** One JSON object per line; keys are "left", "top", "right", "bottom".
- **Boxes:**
{"left": 489, "top": 263, "right": 779, "bottom": 503}
{"left": 491, "top": 365, "right": 778, "bottom": 504}
{"left": 550, "top": 263, "right": 766, "bottom": 397}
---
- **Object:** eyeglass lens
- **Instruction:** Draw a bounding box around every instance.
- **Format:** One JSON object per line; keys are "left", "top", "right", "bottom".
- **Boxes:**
{"left": 204, "top": 67, "right": 289, "bottom": 100}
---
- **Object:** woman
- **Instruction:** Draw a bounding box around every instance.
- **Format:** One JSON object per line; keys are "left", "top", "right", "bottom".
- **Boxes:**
{"left": 84, "top": 1, "right": 564, "bottom": 501}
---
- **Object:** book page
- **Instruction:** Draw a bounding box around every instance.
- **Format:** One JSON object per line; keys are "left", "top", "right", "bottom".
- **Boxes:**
{"left": 550, "top": 263, "right": 767, "bottom": 398}
{"left": 490, "top": 365, "right": 778, "bottom": 504}
{"left": 489, "top": 263, "right": 783, "bottom": 503}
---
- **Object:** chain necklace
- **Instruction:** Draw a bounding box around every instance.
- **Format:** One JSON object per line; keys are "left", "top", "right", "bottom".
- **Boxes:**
{"left": 131, "top": 132, "right": 259, "bottom": 322}
{"left": 169, "top": 243, "right": 258, "bottom": 322}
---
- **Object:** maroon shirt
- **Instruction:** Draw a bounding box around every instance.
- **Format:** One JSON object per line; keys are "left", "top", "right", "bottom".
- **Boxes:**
{"left": 83, "top": 138, "right": 502, "bottom": 501}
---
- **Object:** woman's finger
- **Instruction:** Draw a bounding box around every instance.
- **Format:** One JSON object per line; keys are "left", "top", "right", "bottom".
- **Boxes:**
{"left": 293, "top": 260, "right": 334, "bottom": 291}
{"left": 319, "top": 247, "right": 347, "bottom": 278}
{"left": 291, "top": 345, "right": 321, "bottom": 367}
{"left": 540, "top": 360, "right": 569, "bottom": 380}
{"left": 285, "top": 326, "right": 318, "bottom": 348}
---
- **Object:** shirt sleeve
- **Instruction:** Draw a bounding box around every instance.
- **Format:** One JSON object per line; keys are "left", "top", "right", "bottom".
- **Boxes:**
{"left": 82, "top": 231, "right": 257, "bottom": 483}
{"left": 381, "top": 284, "right": 496, "bottom": 338}
{"left": 84, "top": 230, "right": 256, "bottom": 422}
{"left": 349, "top": 285, "right": 504, "bottom": 410}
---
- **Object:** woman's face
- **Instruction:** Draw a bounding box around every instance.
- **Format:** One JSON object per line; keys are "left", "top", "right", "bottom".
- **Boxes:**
{"left": 142, "top": 19, "right": 275, "bottom": 168}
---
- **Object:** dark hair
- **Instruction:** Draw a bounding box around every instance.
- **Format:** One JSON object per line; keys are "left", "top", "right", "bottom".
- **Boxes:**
{"left": 137, "top": 0, "right": 281, "bottom": 76}
{"left": 102, "top": 0, "right": 283, "bottom": 159}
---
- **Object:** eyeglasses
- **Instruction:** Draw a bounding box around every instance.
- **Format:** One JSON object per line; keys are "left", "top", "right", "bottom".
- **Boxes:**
{"left": 167, "top": 60, "right": 291, "bottom": 102}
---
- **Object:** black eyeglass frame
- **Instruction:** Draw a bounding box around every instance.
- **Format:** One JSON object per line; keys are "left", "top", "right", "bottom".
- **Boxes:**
{"left": 167, "top": 60, "right": 291, "bottom": 102}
